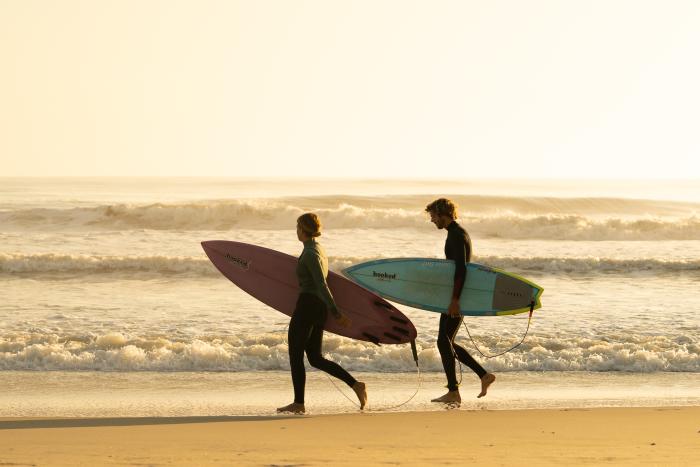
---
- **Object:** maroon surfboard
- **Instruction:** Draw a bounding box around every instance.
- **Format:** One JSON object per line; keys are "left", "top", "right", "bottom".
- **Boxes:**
{"left": 201, "top": 241, "right": 416, "bottom": 345}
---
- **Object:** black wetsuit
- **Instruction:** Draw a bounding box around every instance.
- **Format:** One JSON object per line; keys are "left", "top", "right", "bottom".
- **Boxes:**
{"left": 438, "top": 221, "right": 487, "bottom": 391}
{"left": 289, "top": 239, "right": 356, "bottom": 404}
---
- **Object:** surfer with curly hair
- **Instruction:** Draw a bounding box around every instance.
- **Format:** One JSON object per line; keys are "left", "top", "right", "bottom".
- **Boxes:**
{"left": 277, "top": 213, "right": 368, "bottom": 414}
{"left": 425, "top": 198, "right": 496, "bottom": 404}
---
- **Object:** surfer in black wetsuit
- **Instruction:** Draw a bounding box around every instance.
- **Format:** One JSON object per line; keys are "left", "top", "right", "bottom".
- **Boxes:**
{"left": 276, "top": 213, "right": 368, "bottom": 414}
{"left": 425, "top": 198, "right": 496, "bottom": 404}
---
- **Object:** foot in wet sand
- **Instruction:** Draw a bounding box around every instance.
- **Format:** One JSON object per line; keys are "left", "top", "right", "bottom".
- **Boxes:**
{"left": 353, "top": 381, "right": 367, "bottom": 410}
{"left": 276, "top": 402, "right": 305, "bottom": 414}
{"left": 478, "top": 373, "right": 496, "bottom": 398}
{"left": 431, "top": 390, "right": 461, "bottom": 404}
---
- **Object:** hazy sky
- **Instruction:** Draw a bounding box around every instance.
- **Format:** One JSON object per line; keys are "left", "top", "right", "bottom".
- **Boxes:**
{"left": 2, "top": 1, "right": 699, "bottom": 178}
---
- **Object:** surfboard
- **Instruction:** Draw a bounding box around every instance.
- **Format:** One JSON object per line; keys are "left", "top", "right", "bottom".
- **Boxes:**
{"left": 201, "top": 241, "right": 417, "bottom": 345}
{"left": 343, "top": 258, "right": 543, "bottom": 316}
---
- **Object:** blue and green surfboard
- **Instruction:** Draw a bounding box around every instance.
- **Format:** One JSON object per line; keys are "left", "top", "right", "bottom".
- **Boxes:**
{"left": 343, "top": 258, "right": 543, "bottom": 317}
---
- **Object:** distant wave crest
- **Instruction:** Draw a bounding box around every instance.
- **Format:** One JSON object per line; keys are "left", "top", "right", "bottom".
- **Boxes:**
{"left": 1, "top": 198, "right": 700, "bottom": 240}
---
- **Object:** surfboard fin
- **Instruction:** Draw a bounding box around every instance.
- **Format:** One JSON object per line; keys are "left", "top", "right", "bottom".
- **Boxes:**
{"left": 410, "top": 339, "right": 419, "bottom": 366}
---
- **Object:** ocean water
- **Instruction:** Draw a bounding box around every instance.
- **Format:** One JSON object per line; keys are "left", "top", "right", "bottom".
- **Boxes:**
{"left": 1, "top": 177, "right": 699, "bottom": 416}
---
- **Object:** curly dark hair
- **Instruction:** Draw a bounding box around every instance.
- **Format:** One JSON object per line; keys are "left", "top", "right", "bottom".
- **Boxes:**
{"left": 425, "top": 198, "right": 458, "bottom": 219}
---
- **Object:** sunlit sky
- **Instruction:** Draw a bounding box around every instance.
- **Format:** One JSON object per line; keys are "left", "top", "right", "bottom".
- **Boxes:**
{"left": 2, "top": 1, "right": 699, "bottom": 178}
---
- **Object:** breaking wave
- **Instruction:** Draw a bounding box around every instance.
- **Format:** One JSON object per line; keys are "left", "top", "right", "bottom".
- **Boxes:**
{"left": 1, "top": 196, "right": 699, "bottom": 240}
{"left": 0, "top": 331, "right": 697, "bottom": 372}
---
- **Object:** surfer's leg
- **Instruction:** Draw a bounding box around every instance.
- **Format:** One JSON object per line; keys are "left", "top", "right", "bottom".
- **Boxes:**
{"left": 306, "top": 325, "right": 367, "bottom": 409}
{"left": 287, "top": 298, "right": 314, "bottom": 404}
{"left": 433, "top": 314, "right": 461, "bottom": 403}
{"left": 305, "top": 319, "right": 357, "bottom": 388}
{"left": 437, "top": 314, "right": 460, "bottom": 392}
{"left": 447, "top": 320, "right": 496, "bottom": 397}
{"left": 278, "top": 307, "right": 310, "bottom": 413}
{"left": 452, "top": 343, "right": 487, "bottom": 379}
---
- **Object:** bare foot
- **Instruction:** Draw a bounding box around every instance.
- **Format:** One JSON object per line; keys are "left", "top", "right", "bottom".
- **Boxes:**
{"left": 431, "top": 390, "right": 461, "bottom": 404}
{"left": 353, "top": 381, "right": 367, "bottom": 410}
{"left": 276, "top": 402, "right": 305, "bottom": 414}
{"left": 477, "top": 373, "right": 496, "bottom": 398}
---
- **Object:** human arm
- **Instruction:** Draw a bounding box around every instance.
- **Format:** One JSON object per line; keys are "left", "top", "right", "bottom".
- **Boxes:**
{"left": 446, "top": 232, "right": 467, "bottom": 317}
{"left": 306, "top": 251, "right": 345, "bottom": 322}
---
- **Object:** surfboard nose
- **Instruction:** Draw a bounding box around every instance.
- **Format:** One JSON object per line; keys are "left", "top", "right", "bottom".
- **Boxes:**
{"left": 201, "top": 241, "right": 214, "bottom": 255}
{"left": 201, "top": 241, "right": 228, "bottom": 258}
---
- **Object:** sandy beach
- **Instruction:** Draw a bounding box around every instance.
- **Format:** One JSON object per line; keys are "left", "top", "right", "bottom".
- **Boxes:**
{"left": 1, "top": 407, "right": 698, "bottom": 466}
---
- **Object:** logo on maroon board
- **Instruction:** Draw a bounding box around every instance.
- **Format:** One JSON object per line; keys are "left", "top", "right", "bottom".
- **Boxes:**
{"left": 225, "top": 253, "right": 250, "bottom": 270}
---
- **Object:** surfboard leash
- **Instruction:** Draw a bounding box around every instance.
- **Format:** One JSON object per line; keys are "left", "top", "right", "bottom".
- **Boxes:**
{"left": 324, "top": 339, "right": 423, "bottom": 412}
{"left": 366, "top": 340, "right": 422, "bottom": 412}
{"left": 461, "top": 301, "right": 535, "bottom": 359}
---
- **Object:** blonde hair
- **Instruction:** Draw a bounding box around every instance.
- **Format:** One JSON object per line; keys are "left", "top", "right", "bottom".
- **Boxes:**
{"left": 297, "top": 213, "right": 322, "bottom": 237}
{"left": 425, "top": 198, "right": 458, "bottom": 219}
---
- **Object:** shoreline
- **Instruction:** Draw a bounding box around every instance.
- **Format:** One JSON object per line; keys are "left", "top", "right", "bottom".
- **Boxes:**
{"left": 2, "top": 371, "right": 699, "bottom": 418}
{"left": 1, "top": 407, "right": 699, "bottom": 466}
